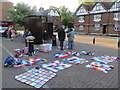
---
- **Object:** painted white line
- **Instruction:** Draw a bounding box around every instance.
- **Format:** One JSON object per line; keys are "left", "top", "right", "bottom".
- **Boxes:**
{"left": 1, "top": 44, "right": 50, "bottom": 89}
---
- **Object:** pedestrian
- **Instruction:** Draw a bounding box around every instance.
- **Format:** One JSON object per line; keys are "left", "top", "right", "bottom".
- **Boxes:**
{"left": 117, "top": 38, "right": 120, "bottom": 48}
{"left": 24, "top": 29, "right": 32, "bottom": 47}
{"left": 9, "top": 28, "right": 12, "bottom": 38}
{"left": 42, "top": 30, "right": 48, "bottom": 43}
{"left": 11, "top": 28, "right": 16, "bottom": 41}
{"left": 67, "top": 28, "right": 74, "bottom": 49}
{"left": 15, "top": 30, "right": 17, "bottom": 37}
{"left": 4, "top": 27, "right": 9, "bottom": 38}
{"left": 58, "top": 27, "right": 66, "bottom": 50}
{"left": 72, "top": 28, "right": 75, "bottom": 47}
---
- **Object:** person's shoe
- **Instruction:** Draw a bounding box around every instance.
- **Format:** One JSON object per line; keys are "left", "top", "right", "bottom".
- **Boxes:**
{"left": 61, "top": 48, "right": 64, "bottom": 50}
{"left": 11, "top": 39, "right": 13, "bottom": 41}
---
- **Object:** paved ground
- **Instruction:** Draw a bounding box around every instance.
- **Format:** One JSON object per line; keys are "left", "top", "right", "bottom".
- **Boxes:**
{"left": 1, "top": 33, "right": 118, "bottom": 89}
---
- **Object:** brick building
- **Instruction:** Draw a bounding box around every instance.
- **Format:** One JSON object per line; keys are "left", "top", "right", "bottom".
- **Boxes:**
{"left": 0, "top": 0, "right": 13, "bottom": 21}
{"left": 0, "top": 0, "right": 15, "bottom": 29}
{"left": 74, "top": 4, "right": 94, "bottom": 34}
{"left": 74, "top": 1, "right": 120, "bottom": 36}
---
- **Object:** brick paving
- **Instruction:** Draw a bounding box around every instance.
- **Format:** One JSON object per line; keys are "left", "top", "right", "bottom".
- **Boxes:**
{"left": 1, "top": 34, "right": 118, "bottom": 88}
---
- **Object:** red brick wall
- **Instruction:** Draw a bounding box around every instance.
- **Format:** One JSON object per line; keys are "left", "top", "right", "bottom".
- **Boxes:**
{"left": 74, "top": 15, "right": 89, "bottom": 34}
{"left": 48, "top": 17, "right": 61, "bottom": 30}
{"left": 89, "top": 13, "right": 109, "bottom": 34}
{"left": 73, "top": 12, "right": 120, "bottom": 36}
{"left": 2, "top": 2, "right": 13, "bottom": 20}
{"left": 108, "top": 12, "right": 120, "bottom": 35}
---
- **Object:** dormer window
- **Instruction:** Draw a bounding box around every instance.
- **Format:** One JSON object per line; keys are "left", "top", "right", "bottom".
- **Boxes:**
{"left": 79, "top": 7, "right": 86, "bottom": 13}
{"left": 94, "top": 14, "right": 101, "bottom": 22}
{"left": 78, "top": 16, "right": 85, "bottom": 23}
{"left": 111, "top": 1, "right": 120, "bottom": 9}
{"left": 113, "top": 13, "right": 120, "bottom": 21}
{"left": 48, "top": 10, "right": 54, "bottom": 16}
{"left": 55, "top": 11, "right": 60, "bottom": 17}
{"left": 90, "top": 3, "right": 106, "bottom": 13}
{"left": 92, "top": 3, "right": 105, "bottom": 11}
{"left": 76, "top": 6, "right": 88, "bottom": 15}
{"left": 109, "top": 1, "right": 120, "bottom": 11}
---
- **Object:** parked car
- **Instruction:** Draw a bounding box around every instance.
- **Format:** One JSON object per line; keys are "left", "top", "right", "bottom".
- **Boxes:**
{"left": 65, "top": 28, "right": 70, "bottom": 33}
{"left": 0, "top": 27, "right": 8, "bottom": 33}
{"left": 53, "top": 29, "right": 58, "bottom": 32}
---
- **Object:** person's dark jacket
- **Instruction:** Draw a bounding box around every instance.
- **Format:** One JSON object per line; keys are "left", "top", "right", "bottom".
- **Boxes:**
{"left": 58, "top": 29, "right": 65, "bottom": 41}
{"left": 42, "top": 32, "right": 48, "bottom": 40}
{"left": 24, "top": 31, "right": 32, "bottom": 38}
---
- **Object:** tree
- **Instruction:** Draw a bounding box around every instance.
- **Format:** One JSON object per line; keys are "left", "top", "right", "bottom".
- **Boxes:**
{"left": 49, "top": 6, "right": 74, "bottom": 28}
{"left": 8, "top": 2, "right": 37, "bottom": 26}
{"left": 49, "top": 6, "right": 59, "bottom": 11}
{"left": 59, "top": 6, "right": 73, "bottom": 28}
{"left": 79, "top": 0, "right": 94, "bottom": 4}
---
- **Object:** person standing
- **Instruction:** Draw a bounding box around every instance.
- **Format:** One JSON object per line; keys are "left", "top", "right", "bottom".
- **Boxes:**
{"left": 24, "top": 29, "right": 32, "bottom": 47}
{"left": 72, "top": 28, "right": 75, "bottom": 47}
{"left": 9, "top": 28, "right": 12, "bottom": 38}
{"left": 11, "top": 29, "right": 16, "bottom": 41}
{"left": 42, "top": 30, "right": 48, "bottom": 43}
{"left": 58, "top": 27, "right": 65, "bottom": 50}
{"left": 4, "top": 27, "right": 9, "bottom": 38}
{"left": 67, "top": 28, "right": 74, "bottom": 49}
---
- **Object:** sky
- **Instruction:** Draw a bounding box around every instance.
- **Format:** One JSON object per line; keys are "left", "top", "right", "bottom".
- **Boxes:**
{"left": 8, "top": 0, "right": 80, "bottom": 12}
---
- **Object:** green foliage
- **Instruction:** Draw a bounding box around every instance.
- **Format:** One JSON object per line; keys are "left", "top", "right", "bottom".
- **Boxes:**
{"left": 59, "top": 6, "right": 73, "bottom": 28}
{"left": 49, "top": 6, "right": 74, "bottom": 28}
{"left": 79, "top": 0, "right": 94, "bottom": 4}
{"left": 15, "top": 25, "right": 24, "bottom": 30}
{"left": 8, "top": 2, "right": 37, "bottom": 26}
{"left": 49, "top": 6, "right": 59, "bottom": 11}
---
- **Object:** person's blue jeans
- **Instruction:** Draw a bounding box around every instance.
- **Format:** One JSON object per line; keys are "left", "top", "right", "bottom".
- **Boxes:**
{"left": 4, "top": 32, "right": 8, "bottom": 38}
{"left": 68, "top": 41, "right": 73, "bottom": 49}
{"left": 25, "top": 39, "right": 28, "bottom": 47}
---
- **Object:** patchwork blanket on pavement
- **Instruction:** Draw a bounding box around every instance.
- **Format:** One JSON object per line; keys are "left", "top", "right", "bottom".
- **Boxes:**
{"left": 53, "top": 53, "right": 70, "bottom": 58}
{"left": 86, "top": 62, "right": 114, "bottom": 73}
{"left": 41, "top": 60, "right": 72, "bottom": 72}
{"left": 21, "top": 57, "right": 47, "bottom": 66}
{"left": 91, "top": 56, "right": 119, "bottom": 64}
{"left": 15, "top": 67, "right": 56, "bottom": 88}
{"left": 62, "top": 56, "right": 89, "bottom": 65}
{"left": 64, "top": 51, "right": 80, "bottom": 56}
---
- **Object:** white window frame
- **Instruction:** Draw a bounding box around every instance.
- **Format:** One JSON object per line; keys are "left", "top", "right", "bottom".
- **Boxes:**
{"left": 94, "top": 23, "right": 100, "bottom": 31}
{"left": 79, "top": 7, "right": 86, "bottom": 13}
{"left": 55, "top": 11, "right": 60, "bottom": 17}
{"left": 94, "top": 14, "right": 101, "bottom": 22}
{"left": 113, "top": 13, "right": 120, "bottom": 21}
{"left": 114, "top": 22, "right": 120, "bottom": 31}
{"left": 48, "top": 10, "right": 54, "bottom": 16}
{"left": 110, "top": 1, "right": 120, "bottom": 11}
{"left": 92, "top": 3, "right": 105, "bottom": 11}
{"left": 79, "top": 25, "right": 84, "bottom": 30}
{"left": 78, "top": 16, "right": 85, "bottom": 23}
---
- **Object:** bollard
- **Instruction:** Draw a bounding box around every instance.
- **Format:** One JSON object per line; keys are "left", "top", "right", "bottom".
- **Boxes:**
{"left": 118, "top": 42, "right": 120, "bottom": 48}
{"left": 117, "top": 38, "right": 120, "bottom": 48}
{"left": 93, "top": 36, "right": 96, "bottom": 44}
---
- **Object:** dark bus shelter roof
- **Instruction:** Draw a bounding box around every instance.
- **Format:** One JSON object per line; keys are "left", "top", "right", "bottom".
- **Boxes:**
{"left": 26, "top": 11, "right": 48, "bottom": 17}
